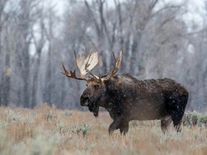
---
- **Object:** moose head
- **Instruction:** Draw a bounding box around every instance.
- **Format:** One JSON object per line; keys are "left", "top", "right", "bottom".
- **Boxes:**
{"left": 62, "top": 51, "right": 122, "bottom": 117}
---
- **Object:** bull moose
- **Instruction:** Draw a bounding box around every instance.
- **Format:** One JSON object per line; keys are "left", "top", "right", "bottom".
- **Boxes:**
{"left": 62, "top": 51, "right": 188, "bottom": 135}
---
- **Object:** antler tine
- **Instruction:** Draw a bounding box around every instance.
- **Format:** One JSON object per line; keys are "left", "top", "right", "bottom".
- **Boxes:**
{"left": 111, "top": 52, "right": 119, "bottom": 74}
{"left": 62, "top": 64, "right": 87, "bottom": 81}
{"left": 111, "top": 50, "right": 122, "bottom": 75}
{"left": 85, "top": 52, "right": 100, "bottom": 80}
{"left": 102, "top": 50, "right": 122, "bottom": 80}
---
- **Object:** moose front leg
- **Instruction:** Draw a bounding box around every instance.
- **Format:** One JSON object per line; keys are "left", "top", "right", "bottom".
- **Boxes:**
{"left": 119, "top": 121, "right": 129, "bottom": 135}
{"left": 108, "top": 117, "right": 122, "bottom": 135}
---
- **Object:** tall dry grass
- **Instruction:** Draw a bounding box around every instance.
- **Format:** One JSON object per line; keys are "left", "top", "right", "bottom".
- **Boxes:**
{"left": 0, "top": 104, "right": 206, "bottom": 155}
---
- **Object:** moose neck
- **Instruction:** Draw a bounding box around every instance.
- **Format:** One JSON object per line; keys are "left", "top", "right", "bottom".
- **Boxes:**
{"left": 99, "top": 79, "right": 124, "bottom": 109}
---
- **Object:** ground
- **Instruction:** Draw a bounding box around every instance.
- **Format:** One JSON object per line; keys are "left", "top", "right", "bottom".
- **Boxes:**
{"left": 0, "top": 104, "right": 206, "bottom": 155}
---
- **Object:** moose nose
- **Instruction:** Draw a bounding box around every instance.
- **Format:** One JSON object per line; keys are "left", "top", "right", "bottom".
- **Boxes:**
{"left": 80, "top": 95, "right": 89, "bottom": 106}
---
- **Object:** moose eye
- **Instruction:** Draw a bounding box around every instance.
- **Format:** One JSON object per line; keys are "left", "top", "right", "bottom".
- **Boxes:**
{"left": 94, "top": 84, "right": 100, "bottom": 89}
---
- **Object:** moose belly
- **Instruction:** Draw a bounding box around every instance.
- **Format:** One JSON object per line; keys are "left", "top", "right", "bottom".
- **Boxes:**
{"left": 125, "top": 96, "right": 168, "bottom": 120}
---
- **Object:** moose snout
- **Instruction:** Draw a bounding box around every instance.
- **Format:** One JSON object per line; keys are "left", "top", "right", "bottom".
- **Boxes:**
{"left": 80, "top": 89, "right": 92, "bottom": 106}
{"left": 80, "top": 95, "right": 90, "bottom": 106}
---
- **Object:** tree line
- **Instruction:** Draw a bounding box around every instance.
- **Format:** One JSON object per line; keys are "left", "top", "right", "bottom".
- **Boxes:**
{"left": 0, "top": 0, "right": 207, "bottom": 111}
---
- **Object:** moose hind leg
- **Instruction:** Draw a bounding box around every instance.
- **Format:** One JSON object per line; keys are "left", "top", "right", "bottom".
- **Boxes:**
{"left": 167, "top": 94, "right": 188, "bottom": 132}
{"left": 161, "top": 116, "right": 172, "bottom": 133}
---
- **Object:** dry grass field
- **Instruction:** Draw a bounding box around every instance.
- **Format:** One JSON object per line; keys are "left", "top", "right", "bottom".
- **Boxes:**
{"left": 0, "top": 104, "right": 207, "bottom": 155}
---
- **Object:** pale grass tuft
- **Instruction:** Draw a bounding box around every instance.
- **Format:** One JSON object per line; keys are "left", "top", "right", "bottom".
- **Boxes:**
{"left": 7, "top": 122, "right": 33, "bottom": 142}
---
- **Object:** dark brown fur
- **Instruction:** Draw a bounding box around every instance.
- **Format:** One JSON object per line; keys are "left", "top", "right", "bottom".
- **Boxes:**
{"left": 80, "top": 73, "right": 188, "bottom": 134}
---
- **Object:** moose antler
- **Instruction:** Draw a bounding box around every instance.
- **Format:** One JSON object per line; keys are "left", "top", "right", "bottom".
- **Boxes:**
{"left": 62, "top": 51, "right": 99, "bottom": 81}
{"left": 75, "top": 51, "right": 99, "bottom": 80}
{"left": 62, "top": 50, "right": 122, "bottom": 81}
{"left": 102, "top": 50, "right": 123, "bottom": 80}
{"left": 62, "top": 64, "right": 87, "bottom": 81}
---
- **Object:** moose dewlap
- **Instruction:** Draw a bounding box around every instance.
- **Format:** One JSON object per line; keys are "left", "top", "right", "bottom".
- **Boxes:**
{"left": 62, "top": 51, "right": 188, "bottom": 135}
